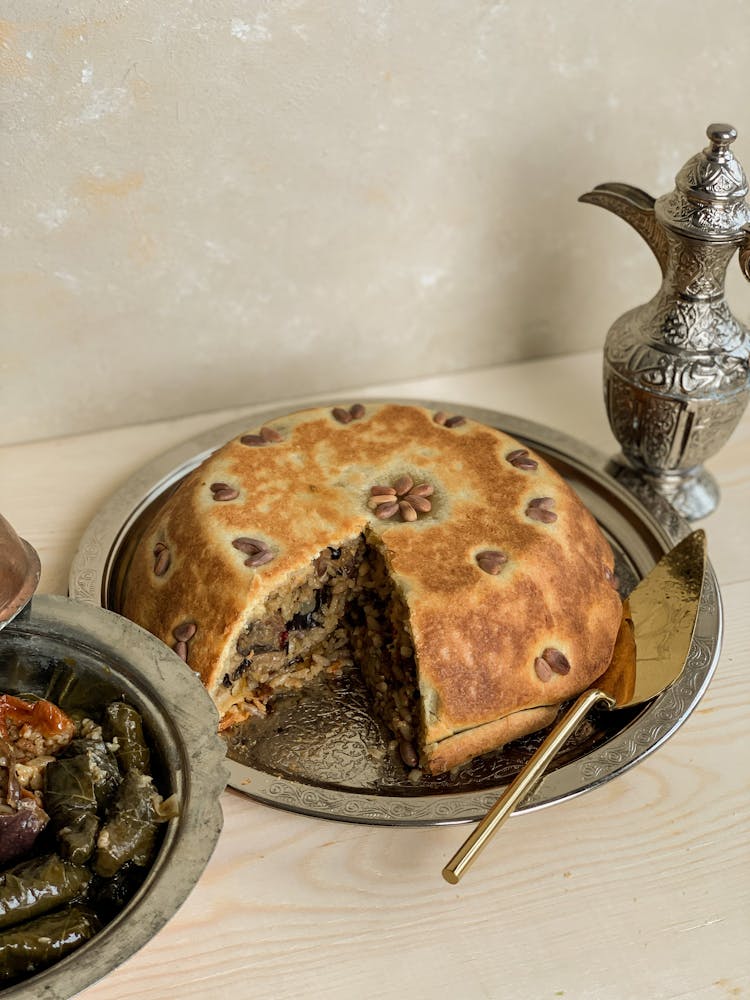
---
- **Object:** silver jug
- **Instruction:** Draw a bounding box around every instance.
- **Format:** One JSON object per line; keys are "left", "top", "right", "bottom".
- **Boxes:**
{"left": 581, "top": 123, "right": 750, "bottom": 520}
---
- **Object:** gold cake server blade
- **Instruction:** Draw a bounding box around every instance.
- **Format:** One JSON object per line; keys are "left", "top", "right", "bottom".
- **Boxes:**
{"left": 442, "top": 528, "right": 707, "bottom": 884}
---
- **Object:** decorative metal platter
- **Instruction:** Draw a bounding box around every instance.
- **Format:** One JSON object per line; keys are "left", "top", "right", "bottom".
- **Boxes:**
{"left": 69, "top": 399, "right": 723, "bottom": 827}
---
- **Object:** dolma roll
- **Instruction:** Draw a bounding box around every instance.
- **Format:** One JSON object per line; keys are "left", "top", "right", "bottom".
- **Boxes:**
{"left": 0, "top": 905, "right": 100, "bottom": 981}
{"left": 0, "top": 854, "right": 91, "bottom": 930}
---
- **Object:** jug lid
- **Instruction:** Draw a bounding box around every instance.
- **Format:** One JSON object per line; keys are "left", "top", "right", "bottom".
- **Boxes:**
{"left": 656, "top": 123, "right": 750, "bottom": 240}
{"left": 0, "top": 512, "right": 41, "bottom": 630}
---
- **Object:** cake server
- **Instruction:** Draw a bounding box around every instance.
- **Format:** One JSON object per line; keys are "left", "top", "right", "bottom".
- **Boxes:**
{"left": 442, "top": 528, "right": 707, "bottom": 884}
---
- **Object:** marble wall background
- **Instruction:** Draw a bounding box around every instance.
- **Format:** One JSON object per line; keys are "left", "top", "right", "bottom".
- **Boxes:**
{"left": 2, "top": 1, "right": 749, "bottom": 444}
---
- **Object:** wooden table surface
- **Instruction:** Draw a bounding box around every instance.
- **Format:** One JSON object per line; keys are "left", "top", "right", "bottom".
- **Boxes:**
{"left": 1, "top": 350, "right": 748, "bottom": 1000}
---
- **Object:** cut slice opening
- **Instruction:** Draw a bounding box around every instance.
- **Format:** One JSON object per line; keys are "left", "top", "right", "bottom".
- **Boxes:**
{"left": 215, "top": 533, "right": 422, "bottom": 770}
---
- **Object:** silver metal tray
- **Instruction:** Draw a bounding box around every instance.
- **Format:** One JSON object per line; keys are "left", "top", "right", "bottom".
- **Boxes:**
{"left": 69, "top": 400, "right": 723, "bottom": 827}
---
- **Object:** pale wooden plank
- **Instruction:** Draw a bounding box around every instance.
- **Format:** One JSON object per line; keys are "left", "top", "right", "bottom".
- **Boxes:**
{"left": 77, "top": 580, "right": 749, "bottom": 1000}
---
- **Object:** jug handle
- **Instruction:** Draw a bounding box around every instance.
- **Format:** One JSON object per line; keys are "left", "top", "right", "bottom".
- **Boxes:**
{"left": 740, "top": 225, "right": 750, "bottom": 282}
{"left": 579, "top": 183, "right": 669, "bottom": 276}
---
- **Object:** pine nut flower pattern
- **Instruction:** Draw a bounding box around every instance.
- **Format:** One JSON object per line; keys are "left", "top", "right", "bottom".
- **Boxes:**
{"left": 368, "top": 475, "right": 434, "bottom": 522}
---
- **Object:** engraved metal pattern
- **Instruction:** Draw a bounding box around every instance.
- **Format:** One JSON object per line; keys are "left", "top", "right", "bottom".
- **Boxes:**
{"left": 69, "top": 400, "right": 722, "bottom": 827}
{"left": 682, "top": 151, "right": 746, "bottom": 198}
{"left": 662, "top": 231, "right": 734, "bottom": 302}
{"left": 583, "top": 123, "right": 750, "bottom": 520}
{"left": 605, "top": 311, "right": 747, "bottom": 391}
{"left": 657, "top": 124, "right": 750, "bottom": 240}
{"left": 656, "top": 189, "right": 750, "bottom": 238}
{"left": 605, "top": 364, "right": 748, "bottom": 473}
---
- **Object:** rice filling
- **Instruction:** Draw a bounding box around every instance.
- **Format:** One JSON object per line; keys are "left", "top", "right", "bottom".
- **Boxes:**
{"left": 217, "top": 534, "right": 422, "bottom": 769}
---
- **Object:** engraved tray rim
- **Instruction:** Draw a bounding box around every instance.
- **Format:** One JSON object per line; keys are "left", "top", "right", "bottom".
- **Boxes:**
{"left": 68, "top": 398, "right": 723, "bottom": 827}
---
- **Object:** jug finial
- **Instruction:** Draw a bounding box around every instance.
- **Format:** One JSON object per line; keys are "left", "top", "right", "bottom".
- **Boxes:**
{"left": 706, "top": 122, "right": 737, "bottom": 149}
{"left": 655, "top": 121, "right": 750, "bottom": 241}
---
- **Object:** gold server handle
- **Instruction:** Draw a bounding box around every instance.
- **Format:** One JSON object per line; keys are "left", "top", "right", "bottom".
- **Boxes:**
{"left": 442, "top": 688, "right": 613, "bottom": 884}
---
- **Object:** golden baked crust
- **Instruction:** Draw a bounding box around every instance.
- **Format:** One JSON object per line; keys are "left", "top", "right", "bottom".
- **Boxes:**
{"left": 121, "top": 402, "right": 623, "bottom": 774}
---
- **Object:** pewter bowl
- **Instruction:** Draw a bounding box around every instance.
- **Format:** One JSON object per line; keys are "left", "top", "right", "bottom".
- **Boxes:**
{"left": 0, "top": 595, "right": 227, "bottom": 1000}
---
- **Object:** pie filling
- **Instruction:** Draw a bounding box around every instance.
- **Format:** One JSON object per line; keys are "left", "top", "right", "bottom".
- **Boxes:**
{"left": 215, "top": 534, "right": 423, "bottom": 769}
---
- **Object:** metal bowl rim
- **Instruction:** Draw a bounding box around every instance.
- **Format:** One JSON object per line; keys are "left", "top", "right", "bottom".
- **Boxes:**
{"left": 0, "top": 594, "right": 227, "bottom": 1000}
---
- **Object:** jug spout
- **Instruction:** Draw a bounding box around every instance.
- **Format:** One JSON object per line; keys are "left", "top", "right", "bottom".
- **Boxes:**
{"left": 579, "top": 182, "right": 669, "bottom": 276}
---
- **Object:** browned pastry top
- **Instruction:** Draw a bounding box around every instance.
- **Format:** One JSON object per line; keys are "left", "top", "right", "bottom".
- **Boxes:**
{"left": 121, "top": 403, "right": 623, "bottom": 770}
